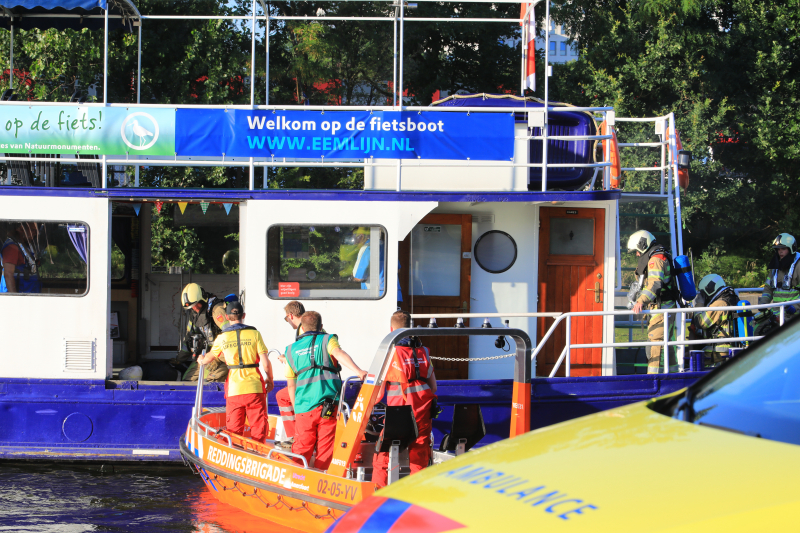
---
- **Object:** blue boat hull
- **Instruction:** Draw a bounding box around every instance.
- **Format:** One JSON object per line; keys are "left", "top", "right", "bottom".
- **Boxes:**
{"left": 0, "top": 374, "right": 701, "bottom": 462}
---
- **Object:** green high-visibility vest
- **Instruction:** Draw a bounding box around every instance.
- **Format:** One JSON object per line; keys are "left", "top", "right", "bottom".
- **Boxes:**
{"left": 285, "top": 332, "right": 342, "bottom": 414}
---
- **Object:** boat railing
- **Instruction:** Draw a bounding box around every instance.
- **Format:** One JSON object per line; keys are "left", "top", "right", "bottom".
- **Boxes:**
{"left": 191, "top": 361, "right": 234, "bottom": 447}
{"left": 326, "top": 325, "right": 534, "bottom": 477}
{"left": 265, "top": 448, "right": 308, "bottom": 469}
{"left": 412, "top": 297, "right": 800, "bottom": 377}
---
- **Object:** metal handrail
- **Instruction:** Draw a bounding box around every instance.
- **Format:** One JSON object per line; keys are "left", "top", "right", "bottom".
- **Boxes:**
{"left": 411, "top": 297, "right": 800, "bottom": 376}
{"left": 196, "top": 418, "right": 233, "bottom": 447}
{"left": 266, "top": 448, "right": 309, "bottom": 469}
{"left": 540, "top": 298, "right": 800, "bottom": 376}
{"left": 337, "top": 376, "right": 362, "bottom": 427}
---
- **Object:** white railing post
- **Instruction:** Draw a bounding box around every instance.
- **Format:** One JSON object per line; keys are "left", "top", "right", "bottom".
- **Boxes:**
{"left": 565, "top": 317, "right": 571, "bottom": 377}
{"left": 265, "top": 9, "right": 270, "bottom": 105}
{"left": 541, "top": 0, "right": 550, "bottom": 192}
{"left": 663, "top": 311, "right": 669, "bottom": 374}
{"left": 677, "top": 310, "right": 686, "bottom": 372}
{"left": 250, "top": 0, "right": 256, "bottom": 106}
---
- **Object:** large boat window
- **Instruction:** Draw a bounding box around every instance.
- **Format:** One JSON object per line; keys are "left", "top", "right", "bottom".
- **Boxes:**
{"left": 151, "top": 204, "right": 240, "bottom": 274}
{"left": 678, "top": 319, "right": 800, "bottom": 446}
{"left": 0, "top": 220, "right": 89, "bottom": 296}
{"left": 267, "top": 225, "right": 387, "bottom": 300}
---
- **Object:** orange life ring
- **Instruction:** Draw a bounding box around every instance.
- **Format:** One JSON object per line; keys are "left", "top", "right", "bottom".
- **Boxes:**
{"left": 600, "top": 121, "right": 622, "bottom": 189}
{"left": 666, "top": 127, "right": 690, "bottom": 190}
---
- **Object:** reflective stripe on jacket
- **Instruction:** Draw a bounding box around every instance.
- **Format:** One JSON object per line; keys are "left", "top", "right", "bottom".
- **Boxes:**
{"left": 760, "top": 252, "right": 800, "bottom": 305}
{"left": 385, "top": 345, "right": 435, "bottom": 420}
{"left": 637, "top": 248, "right": 677, "bottom": 309}
{"left": 693, "top": 291, "right": 738, "bottom": 353}
{"left": 285, "top": 333, "right": 342, "bottom": 414}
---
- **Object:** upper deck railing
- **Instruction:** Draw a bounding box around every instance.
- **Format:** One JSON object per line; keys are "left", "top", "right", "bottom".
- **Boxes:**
{"left": 0, "top": 0, "right": 682, "bottom": 202}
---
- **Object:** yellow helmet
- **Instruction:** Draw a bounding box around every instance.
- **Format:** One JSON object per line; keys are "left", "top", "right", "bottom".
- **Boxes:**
{"left": 627, "top": 230, "right": 655, "bottom": 254}
{"left": 772, "top": 233, "right": 797, "bottom": 254}
{"left": 181, "top": 283, "right": 206, "bottom": 309}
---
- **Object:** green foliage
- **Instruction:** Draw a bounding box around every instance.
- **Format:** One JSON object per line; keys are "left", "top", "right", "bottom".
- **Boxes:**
{"left": 553, "top": 0, "right": 800, "bottom": 282}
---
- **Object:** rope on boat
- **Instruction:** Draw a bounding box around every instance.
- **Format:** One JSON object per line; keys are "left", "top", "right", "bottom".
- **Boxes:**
{"left": 429, "top": 353, "right": 516, "bottom": 362}
{"left": 212, "top": 475, "right": 336, "bottom": 520}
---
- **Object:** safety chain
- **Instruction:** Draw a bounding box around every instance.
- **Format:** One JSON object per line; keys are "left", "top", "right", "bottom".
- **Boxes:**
{"left": 212, "top": 475, "right": 336, "bottom": 521}
{"left": 429, "top": 353, "right": 516, "bottom": 362}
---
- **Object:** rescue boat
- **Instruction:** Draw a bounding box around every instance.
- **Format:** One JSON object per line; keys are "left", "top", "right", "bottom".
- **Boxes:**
{"left": 180, "top": 325, "right": 532, "bottom": 531}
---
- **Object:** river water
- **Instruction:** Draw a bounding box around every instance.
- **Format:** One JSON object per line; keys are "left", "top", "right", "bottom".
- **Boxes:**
{"left": 0, "top": 463, "right": 297, "bottom": 532}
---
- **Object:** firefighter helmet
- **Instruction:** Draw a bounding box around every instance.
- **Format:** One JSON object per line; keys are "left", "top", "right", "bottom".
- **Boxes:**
{"left": 181, "top": 283, "right": 206, "bottom": 309}
{"left": 772, "top": 233, "right": 797, "bottom": 254}
{"left": 627, "top": 230, "right": 656, "bottom": 254}
{"left": 698, "top": 274, "right": 727, "bottom": 299}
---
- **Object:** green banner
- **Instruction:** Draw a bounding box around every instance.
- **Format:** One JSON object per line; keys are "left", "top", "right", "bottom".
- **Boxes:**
{"left": 0, "top": 106, "right": 176, "bottom": 156}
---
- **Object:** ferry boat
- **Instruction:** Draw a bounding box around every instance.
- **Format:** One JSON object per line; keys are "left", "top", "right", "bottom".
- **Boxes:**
{"left": 0, "top": 0, "right": 732, "bottom": 465}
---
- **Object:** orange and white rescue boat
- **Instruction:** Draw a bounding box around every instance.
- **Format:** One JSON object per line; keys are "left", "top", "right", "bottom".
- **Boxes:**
{"left": 180, "top": 325, "right": 533, "bottom": 532}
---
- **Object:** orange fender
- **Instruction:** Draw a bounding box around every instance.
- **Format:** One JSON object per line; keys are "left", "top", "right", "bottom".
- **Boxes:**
{"left": 667, "top": 127, "right": 690, "bottom": 190}
{"left": 600, "top": 121, "right": 622, "bottom": 189}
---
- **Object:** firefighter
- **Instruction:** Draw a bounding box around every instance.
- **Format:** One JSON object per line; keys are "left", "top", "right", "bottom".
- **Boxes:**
{"left": 285, "top": 311, "right": 367, "bottom": 470}
{"left": 372, "top": 310, "right": 438, "bottom": 488}
{"left": 169, "top": 283, "right": 230, "bottom": 382}
{"left": 690, "top": 274, "right": 740, "bottom": 367}
{"left": 197, "top": 301, "right": 273, "bottom": 442}
{"left": 755, "top": 233, "right": 800, "bottom": 332}
{"left": 629, "top": 230, "right": 680, "bottom": 373}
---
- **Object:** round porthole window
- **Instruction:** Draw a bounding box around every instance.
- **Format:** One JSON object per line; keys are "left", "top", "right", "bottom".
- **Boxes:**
{"left": 474, "top": 230, "right": 517, "bottom": 274}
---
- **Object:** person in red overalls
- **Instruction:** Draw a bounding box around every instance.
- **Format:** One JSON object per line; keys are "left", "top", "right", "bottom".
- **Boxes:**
{"left": 275, "top": 300, "right": 305, "bottom": 445}
{"left": 372, "top": 310, "right": 438, "bottom": 488}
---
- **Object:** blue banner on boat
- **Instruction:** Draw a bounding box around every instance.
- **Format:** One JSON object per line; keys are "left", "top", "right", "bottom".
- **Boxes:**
{"left": 175, "top": 109, "right": 514, "bottom": 161}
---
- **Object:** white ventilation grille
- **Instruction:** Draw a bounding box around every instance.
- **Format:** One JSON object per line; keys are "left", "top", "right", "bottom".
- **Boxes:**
{"left": 472, "top": 214, "right": 495, "bottom": 224}
{"left": 64, "top": 339, "right": 95, "bottom": 372}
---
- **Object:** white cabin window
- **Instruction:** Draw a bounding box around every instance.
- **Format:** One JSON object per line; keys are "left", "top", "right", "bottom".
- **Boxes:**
{"left": 267, "top": 225, "right": 387, "bottom": 300}
{"left": 0, "top": 220, "right": 89, "bottom": 296}
{"left": 549, "top": 218, "right": 594, "bottom": 255}
{"left": 409, "top": 224, "right": 462, "bottom": 296}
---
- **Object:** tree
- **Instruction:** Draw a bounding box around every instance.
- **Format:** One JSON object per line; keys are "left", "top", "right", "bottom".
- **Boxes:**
{"left": 548, "top": 0, "right": 800, "bottom": 283}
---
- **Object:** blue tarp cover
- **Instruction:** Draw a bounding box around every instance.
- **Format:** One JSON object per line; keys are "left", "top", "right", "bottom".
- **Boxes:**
{"left": 0, "top": 0, "right": 139, "bottom": 31}
{"left": 0, "top": 1, "right": 106, "bottom": 9}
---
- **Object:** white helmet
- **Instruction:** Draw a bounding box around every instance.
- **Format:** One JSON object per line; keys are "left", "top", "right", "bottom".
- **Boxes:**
{"left": 772, "top": 233, "right": 797, "bottom": 254}
{"left": 118, "top": 366, "right": 143, "bottom": 381}
{"left": 698, "top": 274, "right": 726, "bottom": 299}
{"left": 627, "top": 230, "right": 655, "bottom": 254}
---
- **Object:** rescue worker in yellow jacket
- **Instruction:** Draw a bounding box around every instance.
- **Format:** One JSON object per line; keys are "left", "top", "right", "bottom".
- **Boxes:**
{"left": 690, "top": 274, "right": 740, "bottom": 367}
{"left": 629, "top": 230, "right": 679, "bottom": 373}
{"left": 755, "top": 233, "right": 800, "bottom": 329}
{"left": 197, "top": 301, "right": 273, "bottom": 442}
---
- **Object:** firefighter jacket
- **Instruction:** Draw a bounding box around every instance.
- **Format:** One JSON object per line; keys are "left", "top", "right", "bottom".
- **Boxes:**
{"left": 759, "top": 252, "right": 800, "bottom": 306}
{"left": 635, "top": 245, "right": 678, "bottom": 310}
{"left": 180, "top": 297, "right": 228, "bottom": 355}
{"left": 692, "top": 289, "right": 739, "bottom": 353}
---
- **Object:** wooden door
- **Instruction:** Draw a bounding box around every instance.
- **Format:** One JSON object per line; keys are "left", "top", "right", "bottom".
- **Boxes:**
{"left": 399, "top": 214, "right": 472, "bottom": 379}
{"left": 537, "top": 207, "right": 605, "bottom": 377}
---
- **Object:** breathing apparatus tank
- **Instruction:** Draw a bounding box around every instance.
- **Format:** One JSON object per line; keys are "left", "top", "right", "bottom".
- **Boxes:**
{"left": 673, "top": 254, "right": 697, "bottom": 301}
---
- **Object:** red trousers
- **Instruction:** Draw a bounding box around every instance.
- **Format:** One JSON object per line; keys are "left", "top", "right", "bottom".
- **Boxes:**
{"left": 226, "top": 393, "right": 268, "bottom": 443}
{"left": 276, "top": 387, "right": 296, "bottom": 439}
{"left": 372, "top": 417, "right": 432, "bottom": 488}
{"left": 292, "top": 405, "right": 338, "bottom": 471}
